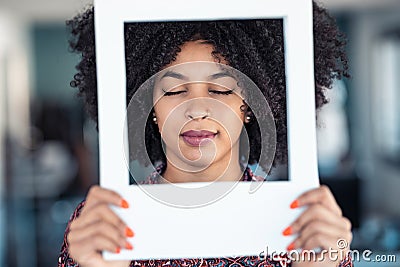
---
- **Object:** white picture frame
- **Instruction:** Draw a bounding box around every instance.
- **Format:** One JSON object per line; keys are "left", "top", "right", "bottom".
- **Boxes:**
{"left": 94, "top": 0, "right": 319, "bottom": 260}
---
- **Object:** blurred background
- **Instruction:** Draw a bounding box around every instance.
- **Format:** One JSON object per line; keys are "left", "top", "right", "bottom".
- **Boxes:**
{"left": 0, "top": 0, "right": 399, "bottom": 266}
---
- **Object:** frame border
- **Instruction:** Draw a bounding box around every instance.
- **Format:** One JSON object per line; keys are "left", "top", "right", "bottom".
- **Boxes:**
{"left": 94, "top": 0, "right": 319, "bottom": 260}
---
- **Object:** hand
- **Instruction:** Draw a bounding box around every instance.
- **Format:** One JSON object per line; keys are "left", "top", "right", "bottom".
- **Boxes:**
{"left": 284, "top": 185, "right": 352, "bottom": 267}
{"left": 67, "top": 185, "right": 133, "bottom": 267}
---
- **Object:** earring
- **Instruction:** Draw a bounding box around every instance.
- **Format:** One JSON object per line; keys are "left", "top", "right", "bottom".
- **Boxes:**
{"left": 245, "top": 111, "right": 252, "bottom": 123}
{"left": 152, "top": 113, "right": 157, "bottom": 124}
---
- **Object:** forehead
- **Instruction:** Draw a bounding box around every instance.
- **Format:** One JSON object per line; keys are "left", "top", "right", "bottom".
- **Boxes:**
{"left": 156, "top": 62, "right": 233, "bottom": 82}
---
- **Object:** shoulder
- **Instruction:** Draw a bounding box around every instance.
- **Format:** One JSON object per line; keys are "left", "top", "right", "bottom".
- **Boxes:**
{"left": 69, "top": 200, "right": 86, "bottom": 222}
{"left": 58, "top": 200, "right": 86, "bottom": 267}
{"left": 244, "top": 167, "right": 266, "bottom": 182}
{"left": 140, "top": 163, "right": 165, "bottom": 184}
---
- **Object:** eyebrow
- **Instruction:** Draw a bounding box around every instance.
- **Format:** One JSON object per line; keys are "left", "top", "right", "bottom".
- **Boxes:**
{"left": 207, "top": 71, "right": 236, "bottom": 80}
{"left": 160, "top": 70, "right": 236, "bottom": 81}
{"left": 160, "top": 71, "right": 189, "bottom": 81}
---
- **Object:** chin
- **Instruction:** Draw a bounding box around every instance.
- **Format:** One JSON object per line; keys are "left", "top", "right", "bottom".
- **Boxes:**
{"left": 181, "top": 153, "right": 218, "bottom": 169}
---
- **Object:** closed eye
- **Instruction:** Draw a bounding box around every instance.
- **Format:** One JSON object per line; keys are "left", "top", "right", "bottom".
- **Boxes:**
{"left": 161, "top": 89, "right": 234, "bottom": 96}
{"left": 209, "top": 89, "right": 234, "bottom": 95}
{"left": 162, "top": 89, "right": 186, "bottom": 96}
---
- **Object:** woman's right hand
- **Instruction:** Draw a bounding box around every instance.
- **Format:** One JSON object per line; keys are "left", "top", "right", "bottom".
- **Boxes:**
{"left": 67, "top": 185, "right": 133, "bottom": 267}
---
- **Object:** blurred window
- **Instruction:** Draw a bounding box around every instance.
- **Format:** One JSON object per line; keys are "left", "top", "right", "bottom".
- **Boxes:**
{"left": 372, "top": 30, "right": 400, "bottom": 164}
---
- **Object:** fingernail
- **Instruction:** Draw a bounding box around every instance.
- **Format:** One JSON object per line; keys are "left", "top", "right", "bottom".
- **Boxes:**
{"left": 125, "top": 227, "right": 135, "bottom": 237}
{"left": 121, "top": 199, "right": 129, "bottom": 209}
{"left": 290, "top": 199, "right": 299, "bottom": 209}
{"left": 116, "top": 247, "right": 121, "bottom": 254}
{"left": 125, "top": 241, "right": 134, "bottom": 250}
{"left": 287, "top": 242, "right": 295, "bottom": 251}
{"left": 282, "top": 226, "right": 292, "bottom": 236}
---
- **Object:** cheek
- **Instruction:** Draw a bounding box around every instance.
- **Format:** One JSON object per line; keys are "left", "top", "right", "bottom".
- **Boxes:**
{"left": 153, "top": 102, "right": 173, "bottom": 132}
{"left": 156, "top": 114, "right": 173, "bottom": 136}
{"left": 155, "top": 106, "right": 183, "bottom": 140}
{"left": 217, "top": 110, "right": 244, "bottom": 141}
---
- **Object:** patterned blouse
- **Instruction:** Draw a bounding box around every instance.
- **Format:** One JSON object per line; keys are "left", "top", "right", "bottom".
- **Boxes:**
{"left": 58, "top": 165, "right": 353, "bottom": 267}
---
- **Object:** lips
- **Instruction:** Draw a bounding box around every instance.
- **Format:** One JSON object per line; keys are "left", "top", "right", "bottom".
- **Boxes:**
{"left": 181, "top": 130, "right": 217, "bottom": 146}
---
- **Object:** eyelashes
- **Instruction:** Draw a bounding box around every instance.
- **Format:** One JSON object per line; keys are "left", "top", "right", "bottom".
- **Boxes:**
{"left": 162, "top": 89, "right": 234, "bottom": 96}
{"left": 162, "top": 90, "right": 184, "bottom": 96}
{"left": 211, "top": 90, "right": 234, "bottom": 96}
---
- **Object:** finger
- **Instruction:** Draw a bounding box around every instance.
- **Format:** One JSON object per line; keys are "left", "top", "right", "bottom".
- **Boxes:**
{"left": 289, "top": 234, "right": 348, "bottom": 264}
{"left": 72, "top": 203, "right": 128, "bottom": 232}
{"left": 85, "top": 185, "right": 129, "bottom": 210}
{"left": 286, "top": 204, "right": 350, "bottom": 235}
{"left": 301, "top": 233, "right": 349, "bottom": 254}
{"left": 293, "top": 220, "right": 352, "bottom": 251}
{"left": 287, "top": 232, "right": 337, "bottom": 253}
{"left": 69, "top": 234, "right": 123, "bottom": 261}
{"left": 68, "top": 220, "right": 129, "bottom": 249}
{"left": 291, "top": 185, "right": 341, "bottom": 216}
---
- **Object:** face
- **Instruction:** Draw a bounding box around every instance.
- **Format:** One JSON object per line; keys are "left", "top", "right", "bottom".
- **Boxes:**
{"left": 153, "top": 41, "right": 247, "bottom": 173}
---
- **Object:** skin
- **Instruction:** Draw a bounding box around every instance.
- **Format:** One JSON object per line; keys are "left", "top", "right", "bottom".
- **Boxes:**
{"left": 152, "top": 41, "right": 247, "bottom": 183}
{"left": 67, "top": 41, "right": 352, "bottom": 267}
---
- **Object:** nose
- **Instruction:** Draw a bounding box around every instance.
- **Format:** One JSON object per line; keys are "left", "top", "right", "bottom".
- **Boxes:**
{"left": 184, "top": 97, "right": 211, "bottom": 120}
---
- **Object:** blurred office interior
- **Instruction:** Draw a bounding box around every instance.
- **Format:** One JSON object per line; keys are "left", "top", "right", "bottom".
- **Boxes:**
{"left": 0, "top": 0, "right": 399, "bottom": 266}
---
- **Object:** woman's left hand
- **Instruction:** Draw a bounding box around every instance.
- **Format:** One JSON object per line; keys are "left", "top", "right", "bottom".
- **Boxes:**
{"left": 285, "top": 185, "right": 353, "bottom": 267}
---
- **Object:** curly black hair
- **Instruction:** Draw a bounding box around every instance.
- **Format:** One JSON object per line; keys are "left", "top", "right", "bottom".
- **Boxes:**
{"left": 66, "top": 1, "right": 348, "bottom": 172}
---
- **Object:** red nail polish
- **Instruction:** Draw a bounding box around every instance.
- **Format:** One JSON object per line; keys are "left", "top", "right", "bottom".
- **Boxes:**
{"left": 121, "top": 199, "right": 129, "bottom": 209}
{"left": 125, "top": 227, "right": 135, "bottom": 237}
{"left": 116, "top": 247, "right": 121, "bottom": 254}
{"left": 290, "top": 199, "right": 299, "bottom": 209}
{"left": 287, "top": 242, "right": 295, "bottom": 251}
{"left": 125, "top": 241, "right": 134, "bottom": 250}
{"left": 282, "top": 226, "right": 292, "bottom": 236}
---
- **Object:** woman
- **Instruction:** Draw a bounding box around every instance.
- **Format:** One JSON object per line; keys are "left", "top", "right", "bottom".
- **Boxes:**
{"left": 59, "top": 2, "right": 353, "bottom": 266}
